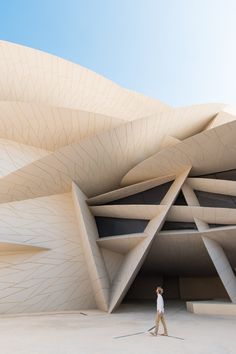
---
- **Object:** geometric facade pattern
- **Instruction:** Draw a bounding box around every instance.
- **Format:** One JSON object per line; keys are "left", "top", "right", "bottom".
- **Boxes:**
{"left": 0, "top": 40, "right": 236, "bottom": 313}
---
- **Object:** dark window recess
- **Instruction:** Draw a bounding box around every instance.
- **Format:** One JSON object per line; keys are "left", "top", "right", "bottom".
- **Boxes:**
{"left": 194, "top": 190, "right": 236, "bottom": 208}
{"left": 161, "top": 221, "right": 197, "bottom": 231}
{"left": 196, "top": 169, "right": 236, "bottom": 181}
{"left": 174, "top": 190, "right": 188, "bottom": 205}
{"left": 208, "top": 223, "right": 231, "bottom": 228}
{"left": 95, "top": 217, "right": 149, "bottom": 238}
{"left": 107, "top": 181, "right": 172, "bottom": 205}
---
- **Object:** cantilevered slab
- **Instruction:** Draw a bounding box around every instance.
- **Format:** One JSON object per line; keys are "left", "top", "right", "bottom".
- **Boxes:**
{"left": 159, "top": 225, "right": 236, "bottom": 247}
{"left": 0, "top": 104, "right": 224, "bottom": 203}
{"left": 97, "top": 233, "right": 147, "bottom": 254}
{"left": 122, "top": 120, "right": 236, "bottom": 185}
{"left": 87, "top": 175, "right": 175, "bottom": 205}
{"left": 167, "top": 205, "right": 236, "bottom": 225}
{"left": 188, "top": 178, "right": 236, "bottom": 196}
{"left": 90, "top": 205, "right": 163, "bottom": 220}
{"left": 0, "top": 241, "right": 49, "bottom": 253}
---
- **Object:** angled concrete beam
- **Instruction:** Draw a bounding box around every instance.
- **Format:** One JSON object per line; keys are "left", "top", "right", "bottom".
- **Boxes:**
{"left": 182, "top": 182, "right": 200, "bottom": 206}
{"left": 202, "top": 236, "right": 236, "bottom": 303}
{"left": 72, "top": 182, "right": 110, "bottom": 311}
{"left": 97, "top": 233, "right": 147, "bottom": 254}
{"left": 194, "top": 217, "right": 209, "bottom": 231}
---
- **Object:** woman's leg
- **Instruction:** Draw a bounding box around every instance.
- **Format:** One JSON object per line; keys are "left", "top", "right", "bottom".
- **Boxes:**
{"left": 160, "top": 314, "right": 168, "bottom": 335}
{"left": 154, "top": 312, "right": 161, "bottom": 335}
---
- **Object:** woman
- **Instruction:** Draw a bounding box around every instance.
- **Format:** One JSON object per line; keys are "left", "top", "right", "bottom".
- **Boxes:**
{"left": 150, "top": 286, "right": 168, "bottom": 336}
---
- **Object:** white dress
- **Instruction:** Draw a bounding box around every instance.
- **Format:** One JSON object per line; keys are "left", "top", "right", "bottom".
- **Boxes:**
{"left": 157, "top": 293, "right": 164, "bottom": 313}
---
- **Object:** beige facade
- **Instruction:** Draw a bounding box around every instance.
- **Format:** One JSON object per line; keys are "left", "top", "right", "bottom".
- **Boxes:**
{"left": 0, "top": 40, "right": 235, "bottom": 314}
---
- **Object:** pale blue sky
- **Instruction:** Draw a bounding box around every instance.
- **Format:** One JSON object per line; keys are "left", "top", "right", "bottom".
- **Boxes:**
{"left": 0, "top": 0, "right": 236, "bottom": 107}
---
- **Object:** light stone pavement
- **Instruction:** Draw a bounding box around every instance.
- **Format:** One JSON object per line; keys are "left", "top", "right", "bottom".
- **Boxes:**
{"left": 0, "top": 301, "right": 235, "bottom": 354}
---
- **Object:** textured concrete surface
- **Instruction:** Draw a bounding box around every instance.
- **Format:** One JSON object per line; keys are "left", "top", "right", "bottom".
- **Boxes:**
{"left": 0, "top": 301, "right": 235, "bottom": 354}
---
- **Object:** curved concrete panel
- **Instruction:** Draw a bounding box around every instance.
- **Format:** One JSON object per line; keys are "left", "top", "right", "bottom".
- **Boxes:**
{"left": 0, "top": 101, "right": 124, "bottom": 150}
{"left": 0, "top": 104, "right": 225, "bottom": 203}
{"left": 122, "top": 119, "right": 236, "bottom": 185}
{"left": 0, "top": 41, "right": 169, "bottom": 120}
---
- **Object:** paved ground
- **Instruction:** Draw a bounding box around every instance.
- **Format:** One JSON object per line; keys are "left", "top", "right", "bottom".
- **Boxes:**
{"left": 0, "top": 301, "right": 235, "bottom": 354}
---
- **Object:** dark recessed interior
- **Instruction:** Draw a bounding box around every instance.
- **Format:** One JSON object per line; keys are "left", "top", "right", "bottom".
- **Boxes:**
{"left": 194, "top": 190, "right": 236, "bottom": 208}
{"left": 197, "top": 168, "right": 236, "bottom": 181}
{"left": 161, "top": 221, "right": 197, "bottom": 231}
{"left": 208, "top": 223, "right": 228, "bottom": 228}
{"left": 95, "top": 216, "right": 149, "bottom": 237}
{"left": 174, "top": 190, "right": 188, "bottom": 205}
{"left": 106, "top": 181, "right": 172, "bottom": 205}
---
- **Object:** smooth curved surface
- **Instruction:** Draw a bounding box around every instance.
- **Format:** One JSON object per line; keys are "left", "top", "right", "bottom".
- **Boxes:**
{"left": 0, "top": 41, "right": 169, "bottom": 120}
{"left": 122, "top": 119, "right": 236, "bottom": 185}
{"left": 0, "top": 104, "right": 225, "bottom": 203}
{"left": 0, "top": 101, "right": 124, "bottom": 150}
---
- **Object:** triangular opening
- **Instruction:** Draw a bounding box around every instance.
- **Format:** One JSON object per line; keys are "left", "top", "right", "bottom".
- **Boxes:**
{"left": 106, "top": 181, "right": 173, "bottom": 205}
{"left": 174, "top": 190, "right": 188, "bottom": 205}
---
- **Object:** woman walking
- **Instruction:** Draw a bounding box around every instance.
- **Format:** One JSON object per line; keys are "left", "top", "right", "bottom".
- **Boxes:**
{"left": 149, "top": 286, "right": 168, "bottom": 336}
